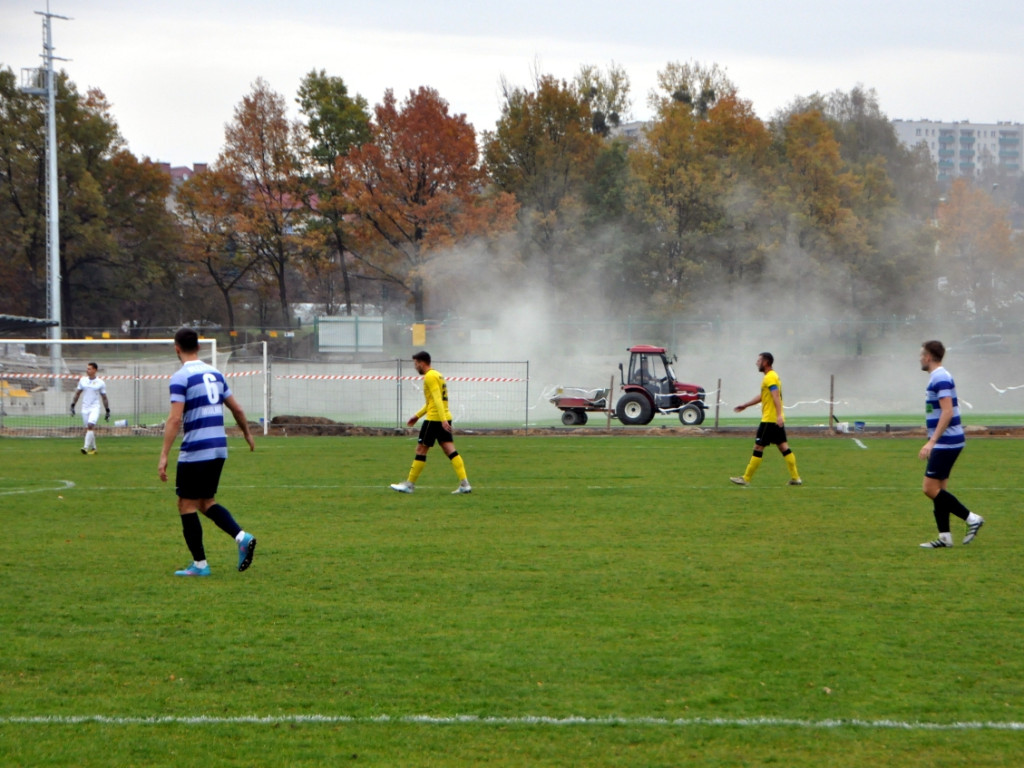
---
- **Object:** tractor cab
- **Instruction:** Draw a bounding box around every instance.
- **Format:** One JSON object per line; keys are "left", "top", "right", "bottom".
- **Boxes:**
{"left": 624, "top": 347, "right": 673, "bottom": 398}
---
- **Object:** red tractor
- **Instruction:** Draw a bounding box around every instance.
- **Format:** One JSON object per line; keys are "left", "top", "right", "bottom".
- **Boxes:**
{"left": 616, "top": 345, "right": 706, "bottom": 425}
{"left": 551, "top": 345, "right": 707, "bottom": 426}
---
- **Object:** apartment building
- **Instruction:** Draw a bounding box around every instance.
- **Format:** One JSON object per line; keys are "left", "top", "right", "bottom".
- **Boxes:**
{"left": 892, "top": 120, "right": 1022, "bottom": 182}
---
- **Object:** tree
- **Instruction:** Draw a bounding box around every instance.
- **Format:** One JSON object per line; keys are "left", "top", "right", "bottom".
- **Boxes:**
{"left": 295, "top": 69, "right": 372, "bottom": 316}
{"left": 574, "top": 63, "right": 631, "bottom": 136}
{"left": 176, "top": 167, "right": 260, "bottom": 330}
{"left": 343, "top": 86, "right": 517, "bottom": 320}
{"left": 624, "top": 92, "right": 773, "bottom": 308}
{"left": 778, "top": 86, "right": 939, "bottom": 219}
{"left": 0, "top": 66, "right": 45, "bottom": 316}
{"left": 650, "top": 60, "right": 736, "bottom": 118}
{"left": 219, "top": 78, "right": 305, "bottom": 327}
{"left": 0, "top": 68, "right": 180, "bottom": 331}
{"left": 767, "top": 106, "right": 936, "bottom": 324}
{"left": 483, "top": 75, "right": 601, "bottom": 287}
{"left": 937, "top": 178, "right": 1015, "bottom": 318}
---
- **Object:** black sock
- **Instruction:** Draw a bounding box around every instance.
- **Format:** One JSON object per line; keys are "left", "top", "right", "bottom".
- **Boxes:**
{"left": 181, "top": 512, "right": 206, "bottom": 562}
{"left": 935, "top": 489, "right": 970, "bottom": 522}
{"left": 203, "top": 504, "right": 241, "bottom": 538}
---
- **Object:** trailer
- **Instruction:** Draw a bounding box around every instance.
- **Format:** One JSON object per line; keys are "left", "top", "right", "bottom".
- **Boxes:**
{"left": 548, "top": 386, "right": 610, "bottom": 425}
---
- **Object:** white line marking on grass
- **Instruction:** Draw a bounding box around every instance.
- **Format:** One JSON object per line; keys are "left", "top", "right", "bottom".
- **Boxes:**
{"left": 0, "top": 480, "right": 75, "bottom": 496}
{"left": 852, "top": 439, "right": 868, "bottom": 449}
{"left": 5, "top": 714, "right": 1024, "bottom": 731}
{"left": 64, "top": 483, "right": 1014, "bottom": 494}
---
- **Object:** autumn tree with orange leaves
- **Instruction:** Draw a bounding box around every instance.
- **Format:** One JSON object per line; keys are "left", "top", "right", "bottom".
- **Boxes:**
{"left": 218, "top": 78, "right": 307, "bottom": 327}
{"left": 296, "top": 69, "right": 372, "bottom": 317}
{"left": 937, "top": 178, "right": 1017, "bottom": 316}
{"left": 343, "top": 86, "right": 517, "bottom": 321}
{"left": 176, "top": 167, "right": 260, "bottom": 331}
{"left": 624, "top": 89, "right": 773, "bottom": 308}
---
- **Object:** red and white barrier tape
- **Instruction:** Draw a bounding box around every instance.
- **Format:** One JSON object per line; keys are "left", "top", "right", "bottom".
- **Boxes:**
{"left": 1, "top": 371, "right": 262, "bottom": 381}
{"left": 275, "top": 374, "right": 526, "bottom": 383}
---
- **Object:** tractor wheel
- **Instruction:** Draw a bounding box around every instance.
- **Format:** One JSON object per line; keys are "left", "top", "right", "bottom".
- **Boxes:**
{"left": 561, "top": 410, "right": 579, "bottom": 426}
{"left": 679, "top": 403, "right": 704, "bottom": 426}
{"left": 616, "top": 393, "right": 654, "bottom": 425}
{"left": 577, "top": 411, "right": 588, "bottom": 425}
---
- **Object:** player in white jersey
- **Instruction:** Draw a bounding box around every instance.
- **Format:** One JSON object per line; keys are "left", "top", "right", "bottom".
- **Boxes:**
{"left": 69, "top": 362, "right": 110, "bottom": 455}
{"left": 158, "top": 327, "right": 257, "bottom": 577}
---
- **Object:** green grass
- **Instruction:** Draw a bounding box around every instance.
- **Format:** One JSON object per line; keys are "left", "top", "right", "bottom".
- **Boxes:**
{"left": 2, "top": 434, "right": 1024, "bottom": 766}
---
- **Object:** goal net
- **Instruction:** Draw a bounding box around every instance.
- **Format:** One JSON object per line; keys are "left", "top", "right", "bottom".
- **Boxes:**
{"left": 1, "top": 341, "right": 526, "bottom": 435}
{"left": 0, "top": 338, "right": 268, "bottom": 437}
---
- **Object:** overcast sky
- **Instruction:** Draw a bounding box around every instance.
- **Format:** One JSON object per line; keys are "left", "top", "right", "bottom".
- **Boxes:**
{"left": 2, "top": 0, "right": 1023, "bottom": 167}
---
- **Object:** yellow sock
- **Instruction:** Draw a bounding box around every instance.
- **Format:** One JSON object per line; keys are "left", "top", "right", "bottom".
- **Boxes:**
{"left": 744, "top": 454, "right": 762, "bottom": 482}
{"left": 408, "top": 456, "right": 426, "bottom": 483}
{"left": 785, "top": 451, "right": 800, "bottom": 480}
{"left": 449, "top": 453, "right": 467, "bottom": 482}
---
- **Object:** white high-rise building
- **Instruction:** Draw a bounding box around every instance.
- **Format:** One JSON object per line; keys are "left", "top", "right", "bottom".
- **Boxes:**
{"left": 892, "top": 120, "right": 1023, "bottom": 182}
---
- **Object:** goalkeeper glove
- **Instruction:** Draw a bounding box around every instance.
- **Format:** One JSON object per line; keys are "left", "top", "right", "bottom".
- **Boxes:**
{"left": 105, "top": 408, "right": 110, "bottom": 422}
{"left": 70, "top": 403, "right": 76, "bottom": 416}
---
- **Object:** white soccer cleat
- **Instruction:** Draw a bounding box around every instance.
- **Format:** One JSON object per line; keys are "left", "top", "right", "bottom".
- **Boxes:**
{"left": 920, "top": 538, "right": 952, "bottom": 548}
{"left": 787, "top": 478, "right": 803, "bottom": 486}
{"left": 389, "top": 481, "right": 415, "bottom": 494}
{"left": 962, "top": 517, "right": 984, "bottom": 545}
{"left": 729, "top": 476, "right": 748, "bottom": 486}
{"left": 452, "top": 480, "right": 472, "bottom": 494}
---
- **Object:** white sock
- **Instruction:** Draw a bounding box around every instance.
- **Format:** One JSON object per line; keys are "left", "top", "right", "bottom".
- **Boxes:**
{"left": 966, "top": 512, "right": 982, "bottom": 525}
{"left": 938, "top": 532, "right": 953, "bottom": 545}
{"left": 195, "top": 560, "right": 208, "bottom": 568}
{"left": 235, "top": 531, "right": 246, "bottom": 543}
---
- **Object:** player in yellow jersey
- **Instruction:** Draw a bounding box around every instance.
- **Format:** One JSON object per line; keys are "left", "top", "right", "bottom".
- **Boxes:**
{"left": 390, "top": 351, "right": 472, "bottom": 494}
{"left": 729, "top": 352, "right": 802, "bottom": 486}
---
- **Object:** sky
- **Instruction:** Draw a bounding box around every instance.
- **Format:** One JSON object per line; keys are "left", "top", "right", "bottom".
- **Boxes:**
{"left": 2, "top": 0, "right": 1023, "bottom": 167}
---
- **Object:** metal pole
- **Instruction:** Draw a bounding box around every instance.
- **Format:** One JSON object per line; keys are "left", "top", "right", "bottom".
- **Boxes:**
{"left": 829, "top": 374, "right": 835, "bottom": 433}
{"left": 606, "top": 375, "right": 614, "bottom": 429}
{"left": 714, "top": 377, "right": 721, "bottom": 429}
{"left": 20, "top": 7, "right": 68, "bottom": 372}
{"left": 133, "top": 363, "right": 140, "bottom": 427}
{"left": 39, "top": 9, "right": 70, "bottom": 374}
{"left": 524, "top": 360, "right": 530, "bottom": 435}
{"left": 263, "top": 340, "right": 270, "bottom": 435}
{"left": 396, "top": 358, "right": 403, "bottom": 430}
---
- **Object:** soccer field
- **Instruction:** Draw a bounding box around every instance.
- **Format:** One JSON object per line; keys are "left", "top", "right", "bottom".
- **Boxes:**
{"left": 2, "top": 435, "right": 1023, "bottom": 767}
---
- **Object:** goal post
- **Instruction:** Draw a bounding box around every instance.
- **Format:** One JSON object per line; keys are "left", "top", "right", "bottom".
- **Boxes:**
{"left": 0, "top": 338, "right": 269, "bottom": 437}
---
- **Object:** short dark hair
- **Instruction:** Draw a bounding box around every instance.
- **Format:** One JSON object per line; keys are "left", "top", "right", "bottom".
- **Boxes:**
{"left": 759, "top": 351, "right": 774, "bottom": 366}
{"left": 922, "top": 340, "right": 945, "bottom": 362}
{"left": 87, "top": 361, "right": 98, "bottom": 370}
{"left": 412, "top": 350, "right": 431, "bottom": 364}
{"left": 175, "top": 327, "right": 200, "bottom": 352}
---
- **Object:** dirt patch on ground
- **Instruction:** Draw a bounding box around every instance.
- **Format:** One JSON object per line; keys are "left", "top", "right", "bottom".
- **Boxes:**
{"left": 248, "top": 416, "right": 1024, "bottom": 438}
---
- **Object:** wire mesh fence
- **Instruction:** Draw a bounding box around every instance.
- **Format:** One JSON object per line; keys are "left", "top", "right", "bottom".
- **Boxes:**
{"left": 269, "top": 359, "right": 530, "bottom": 429}
{"left": 1, "top": 340, "right": 528, "bottom": 435}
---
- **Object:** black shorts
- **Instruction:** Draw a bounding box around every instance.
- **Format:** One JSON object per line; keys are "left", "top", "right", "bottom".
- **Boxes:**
{"left": 418, "top": 420, "right": 453, "bottom": 448}
{"left": 925, "top": 447, "right": 961, "bottom": 481}
{"left": 755, "top": 422, "right": 788, "bottom": 447}
{"left": 176, "top": 458, "right": 226, "bottom": 499}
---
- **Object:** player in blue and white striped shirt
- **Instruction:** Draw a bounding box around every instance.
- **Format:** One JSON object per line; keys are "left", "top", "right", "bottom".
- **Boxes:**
{"left": 917, "top": 340, "right": 984, "bottom": 549}
{"left": 158, "top": 327, "right": 258, "bottom": 576}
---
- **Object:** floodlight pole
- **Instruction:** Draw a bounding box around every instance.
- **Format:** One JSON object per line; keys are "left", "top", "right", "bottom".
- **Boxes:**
{"left": 23, "top": 4, "right": 70, "bottom": 374}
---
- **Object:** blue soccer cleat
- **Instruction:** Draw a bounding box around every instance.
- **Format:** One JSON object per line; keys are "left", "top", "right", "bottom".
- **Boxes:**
{"left": 175, "top": 562, "right": 211, "bottom": 577}
{"left": 237, "top": 532, "right": 256, "bottom": 572}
